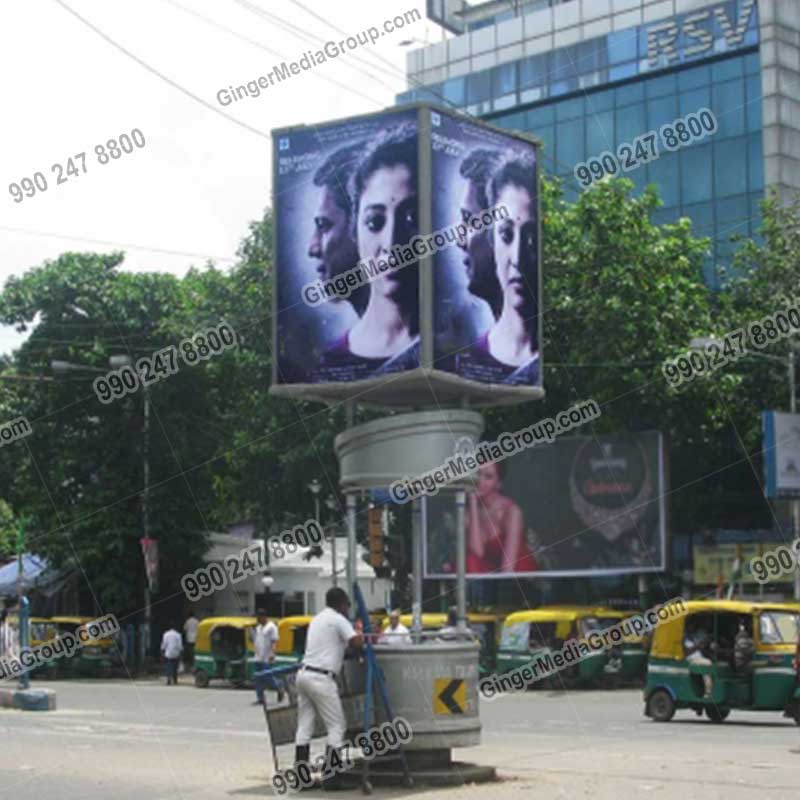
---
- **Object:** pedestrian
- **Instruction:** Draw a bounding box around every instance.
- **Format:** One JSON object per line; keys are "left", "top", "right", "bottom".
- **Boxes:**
{"left": 0, "top": 608, "right": 19, "bottom": 661}
{"left": 381, "top": 610, "right": 411, "bottom": 646}
{"left": 294, "top": 587, "right": 363, "bottom": 789}
{"left": 252, "top": 609, "right": 281, "bottom": 706}
{"left": 183, "top": 611, "right": 199, "bottom": 670}
{"left": 160, "top": 623, "right": 183, "bottom": 685}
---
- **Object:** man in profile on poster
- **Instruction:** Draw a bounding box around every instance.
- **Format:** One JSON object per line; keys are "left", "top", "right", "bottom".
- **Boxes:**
{"left": 307, "top": 142, "right": 368, "bottom": 321}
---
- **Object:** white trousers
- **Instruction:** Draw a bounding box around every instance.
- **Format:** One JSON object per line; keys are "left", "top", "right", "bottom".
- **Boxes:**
{"left": 294, "top": 668, "right": 346, "bottom": 748}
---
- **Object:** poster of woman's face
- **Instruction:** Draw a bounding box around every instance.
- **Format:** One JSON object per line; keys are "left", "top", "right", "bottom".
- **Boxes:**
{"left": 274, "top": 109, "right": 420, "bottom": 385}
{"left": 424, "top": 432, "right": 666, "bottom": 579}
{"left": 430, "top": 110, "right": 541, "bottom": 388}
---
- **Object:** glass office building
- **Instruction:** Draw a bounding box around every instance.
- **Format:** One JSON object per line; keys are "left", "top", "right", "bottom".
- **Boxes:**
{"left": 400, "top": 0, "right": 800, "bottom": 288}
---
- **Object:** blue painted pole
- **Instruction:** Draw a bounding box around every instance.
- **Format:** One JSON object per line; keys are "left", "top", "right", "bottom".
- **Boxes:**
{"left": 19, "top": 596, "right": 30, "bottom": 690}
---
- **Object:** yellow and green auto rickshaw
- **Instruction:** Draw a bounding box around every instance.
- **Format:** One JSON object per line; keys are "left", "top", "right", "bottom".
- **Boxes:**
{"left": 380, "top": 613, "right": 503, "bottom": 675}
{"left": 193, "top": 616, "right": 259, "bottom": 688}
{"left": 49, "top": 616, "right": 115, "bottom": 677}
{"left": 273, "top": 615, "right": 312, "bottom": 667}
{"left": 497, "top": 607, "right": 611, "bottom": 686}
{"left": 644, "top": 600, "right": 800, "bottom": 723}
{"left": 583, "top": 607, "right": 650, "bottom": 683}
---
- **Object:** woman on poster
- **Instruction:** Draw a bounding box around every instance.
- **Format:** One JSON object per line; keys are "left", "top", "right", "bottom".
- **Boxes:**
{"left": 317, "top": 122, "right": 420, "bottom": 378}
{"left": 457, "top": 151, "right": 539, "bottom": 385}
{"left": 466, "top": 461, "right": 538, "bottom": 574}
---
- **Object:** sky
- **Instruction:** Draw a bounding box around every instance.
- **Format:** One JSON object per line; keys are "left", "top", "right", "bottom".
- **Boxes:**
{"left": 0, "top": 0, "right": 436, "bottom": 354}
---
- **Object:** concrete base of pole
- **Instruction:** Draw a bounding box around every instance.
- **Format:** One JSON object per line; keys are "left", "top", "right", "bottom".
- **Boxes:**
{"left": 0, "top": 687, "right": 57, "bottom": 711}
{"left": 335, "top": 751, "right": 497, "bottom": 789}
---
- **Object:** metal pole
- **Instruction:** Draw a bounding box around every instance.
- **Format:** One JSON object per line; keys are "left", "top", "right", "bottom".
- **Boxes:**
{"left": 790, "top": 351, "right": 800, "bottom": 601}
{"left": 455, "top": 491, "right": 467, "bottom": 635}
{"left": 17, "top": 520, "right": 29, "bottom": 690}
{"left": 346, "top": 493, "right": 357, "bottom": 613}
{"left": 411, "top": 499, "right": 423, "bottom": 639}
{"left": 143, "top": 384, "right": 152, "bottom": 663}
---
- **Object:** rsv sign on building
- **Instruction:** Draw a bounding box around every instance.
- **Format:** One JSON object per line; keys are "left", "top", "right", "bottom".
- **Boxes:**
{"left": 646, "top": 0, "right": 757, "bottom": 70}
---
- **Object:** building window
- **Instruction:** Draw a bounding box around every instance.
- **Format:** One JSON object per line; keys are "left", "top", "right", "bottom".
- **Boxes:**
{"left": 442, "top": 76, "right": 466, "bottom": 106}
{"left": 467, "top": 70, "right": 492, "bottom": 104}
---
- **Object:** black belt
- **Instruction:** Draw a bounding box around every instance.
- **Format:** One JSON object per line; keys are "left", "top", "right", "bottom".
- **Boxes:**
{"left": 302, "top": 664, "right": 335, "bottom": 678}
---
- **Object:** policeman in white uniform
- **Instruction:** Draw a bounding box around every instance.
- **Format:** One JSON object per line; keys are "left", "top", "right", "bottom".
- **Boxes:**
{"left": 294, "top": 587, "right": 363, "bottom": 786}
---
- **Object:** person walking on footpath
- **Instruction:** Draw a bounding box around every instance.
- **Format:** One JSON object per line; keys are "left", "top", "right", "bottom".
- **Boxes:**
{"left": 183, "top": 611, "right": 199, "bottom": 670}
{"left": 160, "top": 623, "right": 183, "bottom": 685}
{"left": 294, "top": 587, "right": 363, "bottom": 789}
{"left": 252, "top": 610, "right": 281, "bottom": 705}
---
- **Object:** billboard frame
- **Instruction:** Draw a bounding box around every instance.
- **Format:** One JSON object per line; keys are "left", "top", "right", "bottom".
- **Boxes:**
{"left": 423, "top": 432, "right": 669, "bottom": 579}
{"left": 269, "top": 101, "right": 543, "bottom": 410}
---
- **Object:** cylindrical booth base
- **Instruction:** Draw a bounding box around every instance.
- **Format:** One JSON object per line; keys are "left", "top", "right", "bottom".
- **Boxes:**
{"left": 343, "top": 641, "right": 481, "bottom": 750}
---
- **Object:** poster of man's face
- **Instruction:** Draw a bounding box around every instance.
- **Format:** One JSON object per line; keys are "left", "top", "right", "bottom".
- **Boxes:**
{"left": 274, "top": 108, "right": 420, "bottom": 385}
{"left": 430, "top": 110, "right": 541, "bottom": 388}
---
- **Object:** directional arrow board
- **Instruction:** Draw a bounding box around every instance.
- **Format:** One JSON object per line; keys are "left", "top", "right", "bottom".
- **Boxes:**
{"left": 433, "top": 677, "right": 466, "bottom": 714}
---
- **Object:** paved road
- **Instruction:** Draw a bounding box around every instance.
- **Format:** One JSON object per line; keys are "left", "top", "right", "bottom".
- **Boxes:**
{"left": 1, "top": 678, "right": 798, "bottom": 799}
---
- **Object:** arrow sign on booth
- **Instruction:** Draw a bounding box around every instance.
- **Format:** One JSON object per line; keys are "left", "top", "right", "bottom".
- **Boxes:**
{"left": 433, "top": 678, "right": 466, "bottom": 714}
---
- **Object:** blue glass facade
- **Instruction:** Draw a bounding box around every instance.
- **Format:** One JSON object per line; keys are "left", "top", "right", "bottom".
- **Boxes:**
{"left": 401, "top": 2, "right": 763, "bottom": 288}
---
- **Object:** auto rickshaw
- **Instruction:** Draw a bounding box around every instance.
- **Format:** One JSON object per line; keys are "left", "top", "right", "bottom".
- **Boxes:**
{"left": 497, "top": 607, "right": 611, "bottom": 686}
{"left": 644, "top": 600, "right": 800, "bottom": 723}
{"left": 379, "top": 613, "right": 504, "bottom": 675}
{"left": 50, "top": 616, "right": 115, "bottom": 677}
{"left": 273, "top": 615, "right": 312, "bottom": 667}
{"left": 5, "top": 615, "right": 59, "bottom": 678}
{"left": 584, "top": 607, "right": 650, "bottom": 683}
{"left": 193, "top": 616, "right": 259, "bottom": 687}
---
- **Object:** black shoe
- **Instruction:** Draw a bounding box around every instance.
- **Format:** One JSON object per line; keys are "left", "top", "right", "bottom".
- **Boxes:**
{"left": 320, "top": 746, "right": 347, "bottom": 791}
{"left": 252, "top": 699, "right": 263, "bottom": 706}
{"left": 277, "top": 688, "right": 284, "bottom": 703}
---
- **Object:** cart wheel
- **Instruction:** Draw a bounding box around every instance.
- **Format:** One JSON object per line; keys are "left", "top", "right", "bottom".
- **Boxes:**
{"left": 194, "top": 670, "right": 209, "bottom": 688}
{"left": 361, "top": 780, "right": 373, "bottom": 795}
{"left": 646, "top": 688, "right": 676, "bottom": 722}
{"left": 705, "top": 705, "right": 729, "bottom": 723}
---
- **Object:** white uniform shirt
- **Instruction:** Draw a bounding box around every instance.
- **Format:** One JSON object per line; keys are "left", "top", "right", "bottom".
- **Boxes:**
{"left": 161, "top": 629, "right": 183, "bottom": 659}
{"left": 183, "top": 616, "right": 199, "bottom": 644}
{"left": 0, "top": 620, "right": 19, "bottom": 659}
{"left": 382, "top": 622, "right": 411, "bottom": 646}
{"left": 303, "top": 607, "right": 356, "bottom": 675}
{"left": 253, "top": 621, "right": 278, "bottom": 662}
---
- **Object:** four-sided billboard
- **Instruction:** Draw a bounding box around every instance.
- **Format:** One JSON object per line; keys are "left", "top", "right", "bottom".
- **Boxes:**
{"left": 270, "top": 104, "right": 542, "bottom": 408}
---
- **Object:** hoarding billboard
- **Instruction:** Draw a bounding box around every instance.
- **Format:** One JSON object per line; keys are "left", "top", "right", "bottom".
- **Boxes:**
{"left": 273, "top": 108, "right": 420, "bottom": 384}
{"left": 425, "top": 431, "right": 666, "bottom": 578}
{"left": 431, "top": 109, "right": 541, "bottom": 388}
{"left": 762, "top": 410, "right": 800, "bottom": 498}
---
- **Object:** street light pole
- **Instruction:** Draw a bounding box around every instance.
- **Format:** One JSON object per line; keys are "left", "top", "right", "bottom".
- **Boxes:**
{"left": 689, "top": 340, "right": 800, "bottom": 599}
{"left": 52, "top": 357, "right": 154, "bottom": 659}
{"left": 789, "top": 351, "right": 800, "bottom": 601}
{"left": 325, "top": 494, "right": 338, "bottom": 588}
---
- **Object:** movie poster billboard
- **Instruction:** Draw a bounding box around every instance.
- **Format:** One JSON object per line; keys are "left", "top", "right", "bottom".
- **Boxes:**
{"left": 425, "top": 432, "right": 666, "bottom": 578}
{"left": 430, "top": 109, "right": 541, "bottom": 388}
{"left": 273, "top": 108, "right": 420, "bottom": 384}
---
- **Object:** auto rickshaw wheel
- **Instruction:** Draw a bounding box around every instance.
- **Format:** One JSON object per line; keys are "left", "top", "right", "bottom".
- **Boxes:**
{"left": 647, "top": 689, "right": 676, "bottom": 722}
{"left": 705, "top": 705, "right": 729, "bottom": 723}
{"left": 194, "top": 670, "right": 210, "bottom": 688}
